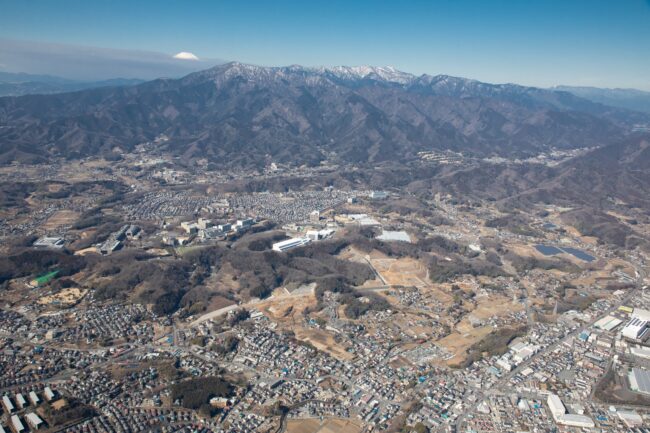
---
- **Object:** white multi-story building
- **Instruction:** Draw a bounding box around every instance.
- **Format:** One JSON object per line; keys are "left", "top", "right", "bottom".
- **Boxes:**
{"left": 272, "top": 237, "right": 311, "bottom": 252}
{"left": 25, "top": 413, "right": 43, "bottom": 430}
{"left": 15, "top": 393, "right": 26, "bottom": 409}
{"left": 28, "top": 391, "right": 40, "bottom": 406}
{"left": 10, "top": 415, "right": 25, "bottom": 433}
{"left": 2, "top": 395, "right": 14, "bottom": 413}
{"left": 369, "top": 191, "right": 388, "bottom": 200}
{"left": 44, "top": 387, "right": 55, "bottom": 402}
{"left": 547, "top": 393, "right": 594, "bottom": 428}
{"left": 547, "top": 394, "right": 565, "bottom": 420}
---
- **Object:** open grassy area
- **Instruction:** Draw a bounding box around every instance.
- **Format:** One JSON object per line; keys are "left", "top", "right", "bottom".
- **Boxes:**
{"left": 33, "top": 269, "right": 59, "bottom": 285}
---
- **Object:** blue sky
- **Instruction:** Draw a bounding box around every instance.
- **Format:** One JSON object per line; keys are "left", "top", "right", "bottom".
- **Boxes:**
{"left": 1, "top": 0, "right": 649, "bottom": 89}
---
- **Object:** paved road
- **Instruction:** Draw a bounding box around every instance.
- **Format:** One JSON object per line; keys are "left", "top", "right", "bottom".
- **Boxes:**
{"left": 188, "top": 304, "right": 240, "bottom": 326}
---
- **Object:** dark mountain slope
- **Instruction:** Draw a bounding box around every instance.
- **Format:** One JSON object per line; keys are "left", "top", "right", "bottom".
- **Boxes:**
{"left": 423, "top": 134, "right": 650, "bottom": 210}
{"left": 0, "top": 63, "right": 645, "bottom": 167}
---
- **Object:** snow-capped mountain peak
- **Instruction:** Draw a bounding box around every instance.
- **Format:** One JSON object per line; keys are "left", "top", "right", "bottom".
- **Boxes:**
{"left": 323, "top": 65, "right": 415, "bottom": 84}
{"left": 194, "top": 62, "right": 418, "bottom": 84}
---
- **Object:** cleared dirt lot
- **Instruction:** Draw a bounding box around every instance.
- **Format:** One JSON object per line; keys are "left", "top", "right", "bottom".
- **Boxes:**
{"left": 255, "top": 287, "right": 353, "bottom": 361}
{"left": 372, "top": 256, "right": 428, "bottom": 287}
{"left": 38, "top": 287, "right": 88, "bottom": 306}
{"left": 436, "top": 326, "right": 494, "bottom": 366}
{"left": 43, "top": 209, "right": 80, "bottom": 230}
{"left": 293, "top": 327, "right": 353, "bottom": 361}
{"left": 286, "top": 418, "right": 362, "bottom": 433}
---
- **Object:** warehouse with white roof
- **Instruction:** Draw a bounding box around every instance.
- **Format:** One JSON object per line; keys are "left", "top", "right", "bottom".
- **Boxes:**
{"left": 622, "top": 317, "right": 649, "bottom": 341}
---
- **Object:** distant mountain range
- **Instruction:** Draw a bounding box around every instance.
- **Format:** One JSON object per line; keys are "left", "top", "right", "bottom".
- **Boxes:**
{"left": 0, "top": 62, "right": 648, "bottom": 166}
{"left": 553, "top": 85, "right": 650, "bottom": 114}
{"left": 0, "top": 71, "right": 144, "bottom": 97}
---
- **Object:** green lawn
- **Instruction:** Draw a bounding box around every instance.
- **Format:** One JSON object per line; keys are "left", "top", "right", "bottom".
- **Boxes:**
{"left": 34, "top": 270, "right": 59, "bottom": 285}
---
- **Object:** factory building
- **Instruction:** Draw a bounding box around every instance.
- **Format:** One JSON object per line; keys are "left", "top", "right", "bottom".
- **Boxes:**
{"left": 618, "top": 409, "right": 644, "bottom": 428}
{"left": 629, "top": 367, "right": 650, "bottom": 395}
{"left": 622, "top": 317, "right": 649, "bottom": 341}
{"left": 557, "top": 414, "right": 595, "bottom": 428}
{"left": 633, "top": 308, "right": 650, "bottom": 321}
{"left": 593, "top": 315, "right": 623, "bottom": 331}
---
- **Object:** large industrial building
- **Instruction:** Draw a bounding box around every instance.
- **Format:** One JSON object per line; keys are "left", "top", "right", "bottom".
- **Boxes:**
{"left": 622, "top": 317, "right": 649, "bottom": 341}
{"left": 593, "top": 315, "right": 623, "bottom": 331}
{"left": 633, "top": 308, "right": 650, "bottom": 321}
{"left": 629, "top": 367, "right": 650, "bottom": 395}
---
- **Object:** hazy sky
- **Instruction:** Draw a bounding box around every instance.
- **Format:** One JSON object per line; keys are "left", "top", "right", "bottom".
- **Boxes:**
{"left": 1, "top": 0, "right": 649, "bottom": 89}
